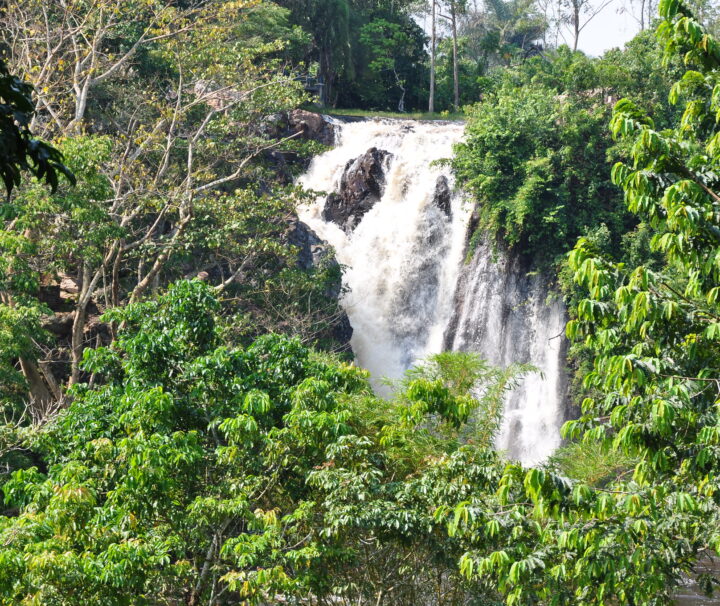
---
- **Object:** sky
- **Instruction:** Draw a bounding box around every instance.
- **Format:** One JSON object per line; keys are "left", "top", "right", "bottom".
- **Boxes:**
{"left": 570, "top": 0, "right": 642, "bottom": 56}
{"left": 416, "top": 0, "right": 644, "bottom": 58}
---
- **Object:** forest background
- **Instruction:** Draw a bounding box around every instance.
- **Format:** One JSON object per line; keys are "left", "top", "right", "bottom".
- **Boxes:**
{"left": 1, "top": 0, "right": 720, "bottom": 603}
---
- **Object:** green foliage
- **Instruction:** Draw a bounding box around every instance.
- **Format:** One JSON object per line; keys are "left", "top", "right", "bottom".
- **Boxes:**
{"left": 453, "top": 37, "right": 681, "bottom": 270}
{"left": 0, "top": 303, "right": 48, "bottom": 407}
{"left": 547, "top": 441, "right": 637, "bottom": 487}
{"left": 0, "top": 281, "right": 527, "bottom": 604}
{"left": 439, "top": 3, "right": 720, "bottom": 603}
{"left": 403, "top": 353, "right": 534, "bottom": 446}
{"left": 454, "top": 82, "right": 630, "bottom": 268}
{"left": 341, "top": 12, "right": 427, "bottom": 111}
{"left": 7, "top": 136, "right": 116, "bottom": 275}
{"left": 360, "top": 19, "right": 414, "bottom": 75}
{"left": 0, "top": 280, "right": 367, "bottom": 603}
{"left": 0, "top": 58, "right": 74, "bottom": 197}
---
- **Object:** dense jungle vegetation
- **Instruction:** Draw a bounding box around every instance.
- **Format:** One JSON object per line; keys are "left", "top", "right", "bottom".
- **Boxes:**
{"left": 1, "top": 0, "right": 720, "bottom": 603}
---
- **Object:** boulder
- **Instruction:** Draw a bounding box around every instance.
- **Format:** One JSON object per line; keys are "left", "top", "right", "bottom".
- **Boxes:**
{"left": 284, "top": 217, "right": 353, "bottom": 351}
{"left": 332, "top": 313, "right": 354, "bottom": 348}
{"left": 59, "top": 274, "right": 79, "bottom": 299}
{"left": 255, "top": 112, "right": 290, "bottom": 139}
{"left": 432, "top": 175, "right": 452, "bottom": 218}
{"left": 288, "top": 109, "right": 335, "bottom": 145}
{"left": 285, "top": 217, "right": 329, "bottom": 271}
{"left": 322, "top": 147, "right": 393, "bottom": 232}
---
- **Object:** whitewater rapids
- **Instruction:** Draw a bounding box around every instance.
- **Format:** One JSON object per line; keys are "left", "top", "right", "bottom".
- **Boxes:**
{"left": 297, "top": 117, "right": 567, "bottom": 465}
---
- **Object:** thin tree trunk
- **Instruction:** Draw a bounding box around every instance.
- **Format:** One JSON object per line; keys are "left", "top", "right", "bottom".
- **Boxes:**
{"left": 112, "top": 244, "right": 123, "bottom": 308}
{"left": 640, "top": 0, "right": 646, "bottom": 29}
{"left": 69, "top": 304, "right": 87, "bottom": 386}
{"left": 572, "top": 1, "right": 580, "bottom": 51}
{"left": 429, "top": 0, "right": 436, "bottom": 113}
{"left": 451, "top": 1, "right": 459, "bottom": 112}
{"left": 20, "top": 357, "right": 53, "bottom": 413}
{"left": 69, "top": 263, "right": 91, "bottom": 386}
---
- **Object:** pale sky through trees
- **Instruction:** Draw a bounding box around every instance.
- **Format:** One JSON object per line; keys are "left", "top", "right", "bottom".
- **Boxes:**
{"left": 571, "top": 0, "right": 641, "bottom": 55}
{"left": 416, "top": 0, "right": 642, "bottom": 59}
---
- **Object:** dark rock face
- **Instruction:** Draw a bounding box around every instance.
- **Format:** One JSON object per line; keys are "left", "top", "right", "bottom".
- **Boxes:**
{"left": 322, "top": 147, "right": 392, "bottom": 232}
{"left": 332, "top": 314, "right": 354, "bottom": 347}
{"left": 285, "top": 217, "right": 329, "bottom": 271}
{"left": 255, "top": 112, "right": 290, "bottom": 139}
{"left": 284, "top": 217, "right": 353, "bottom": 351}
{"left": 288, "top": 109, "right": 335, "bottom": 145}
{"left": 432, "top": 175, "right": 452, "bottom": 218}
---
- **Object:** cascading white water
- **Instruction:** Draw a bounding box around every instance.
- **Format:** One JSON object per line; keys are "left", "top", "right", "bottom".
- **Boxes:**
{"left": 297, "top": 117, "right": 567, "bottom": 465}
{"left": 444, "top": 237, "right": 568, "bottom": 465}
{"left": 298, "top": 118, "right": 470, "bottom": 388}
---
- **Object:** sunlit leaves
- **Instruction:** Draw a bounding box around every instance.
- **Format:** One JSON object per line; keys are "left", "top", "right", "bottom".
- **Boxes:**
{"left": 0, "top": 281, "right": 528, "bottom": 604}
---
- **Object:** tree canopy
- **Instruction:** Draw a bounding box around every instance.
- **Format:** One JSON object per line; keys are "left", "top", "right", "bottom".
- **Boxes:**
{"left": 0, "top": 58, "right": 74, "bottom": 197}
{"left": 2, "top": 0, "right": 720, "bottom": 602}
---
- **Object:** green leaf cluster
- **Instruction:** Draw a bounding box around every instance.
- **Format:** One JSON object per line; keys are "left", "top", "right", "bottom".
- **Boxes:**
{"left": 0, "top": 280, "right": 528, "bottom": 604}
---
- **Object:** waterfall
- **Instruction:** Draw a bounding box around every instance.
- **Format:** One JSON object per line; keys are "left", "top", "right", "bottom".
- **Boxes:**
{"left": 444, "top": 237, "right": 568, "bottom": 465}
{"left": 297, "top": 117, "right": 567, "bottom": 465}
{"left": 298, "top": 118, "right": 470, "bottom": 388}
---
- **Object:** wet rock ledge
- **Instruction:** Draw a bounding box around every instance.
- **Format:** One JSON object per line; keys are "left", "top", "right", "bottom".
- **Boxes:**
{"left": 322, "top": 147, "right": 393, "bottom": 233}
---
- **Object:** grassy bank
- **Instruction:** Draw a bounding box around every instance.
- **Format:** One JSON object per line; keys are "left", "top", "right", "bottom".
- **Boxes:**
{"left": 303, "top": 105, "right": 466, "bottom": 121}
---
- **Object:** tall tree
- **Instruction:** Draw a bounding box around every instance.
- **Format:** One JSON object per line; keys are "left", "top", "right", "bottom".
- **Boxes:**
{"left": 276, "top": 0, "right": 353, "bottom": 106}
{"left": 430, "top": 0, "right": 437, "bottom": 112}
{"left": 560, "top": 0, "right": 616, "bottom": 51}
{"left": 440, "top": 0, "right": 464, "bottom": 111}
{"left": 360, "top": 19, "right": 417, "bottom": 111}
{"left": 451, "top": 0, "right": 460, "bottom": 111}
{"left": 460, "top": 0, "right": 546, "bottom": 69}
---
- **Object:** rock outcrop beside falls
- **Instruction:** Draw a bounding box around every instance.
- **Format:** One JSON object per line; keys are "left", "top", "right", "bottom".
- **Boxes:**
{"left": 285, "top": 218, "right": 353, "bottom": 349}
{"left": 256, "top": 109, "right": 336, "bottom": 146}
{"left": 432, "top": 176, "right": 452, "bottom": 218}
{"left": 322, "top": 147, "right": 393, "bottom": 232}
{"left": 256, "top": 110, "right": 337, "bottom": 184}
{"left": 287, "top": 109, "right": 336, "bottom": 145}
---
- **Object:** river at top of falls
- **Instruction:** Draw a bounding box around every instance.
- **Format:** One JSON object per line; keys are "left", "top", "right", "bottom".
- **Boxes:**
{"left": 296, "top": 116, "right": 566, "bottom": 465}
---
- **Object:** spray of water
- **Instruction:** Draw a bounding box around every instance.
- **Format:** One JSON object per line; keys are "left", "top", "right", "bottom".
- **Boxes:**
{"left": 297, "top": 117, "right": 567, "bottom": 464}
{"left": 298, "top": 118, "right": 470, "bottom": 388}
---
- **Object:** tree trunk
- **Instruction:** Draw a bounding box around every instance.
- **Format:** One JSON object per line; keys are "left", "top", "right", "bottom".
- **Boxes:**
{"left": 69, "top": 303, "right": 87, "bottom": 386}
{"left": 640, "top": 0, "right": 646, "bottom": 30}
{"left": 20, "top": 357, "right": 54, "bottom": 414}
{"left": 429, "top": 0, "right": 436, "bottom": 113}
{"left": 572, "top": 1, "right": 580, "bottom": 51}
{"left": 451, "top": 1, "right": 460, "bottom": 112}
